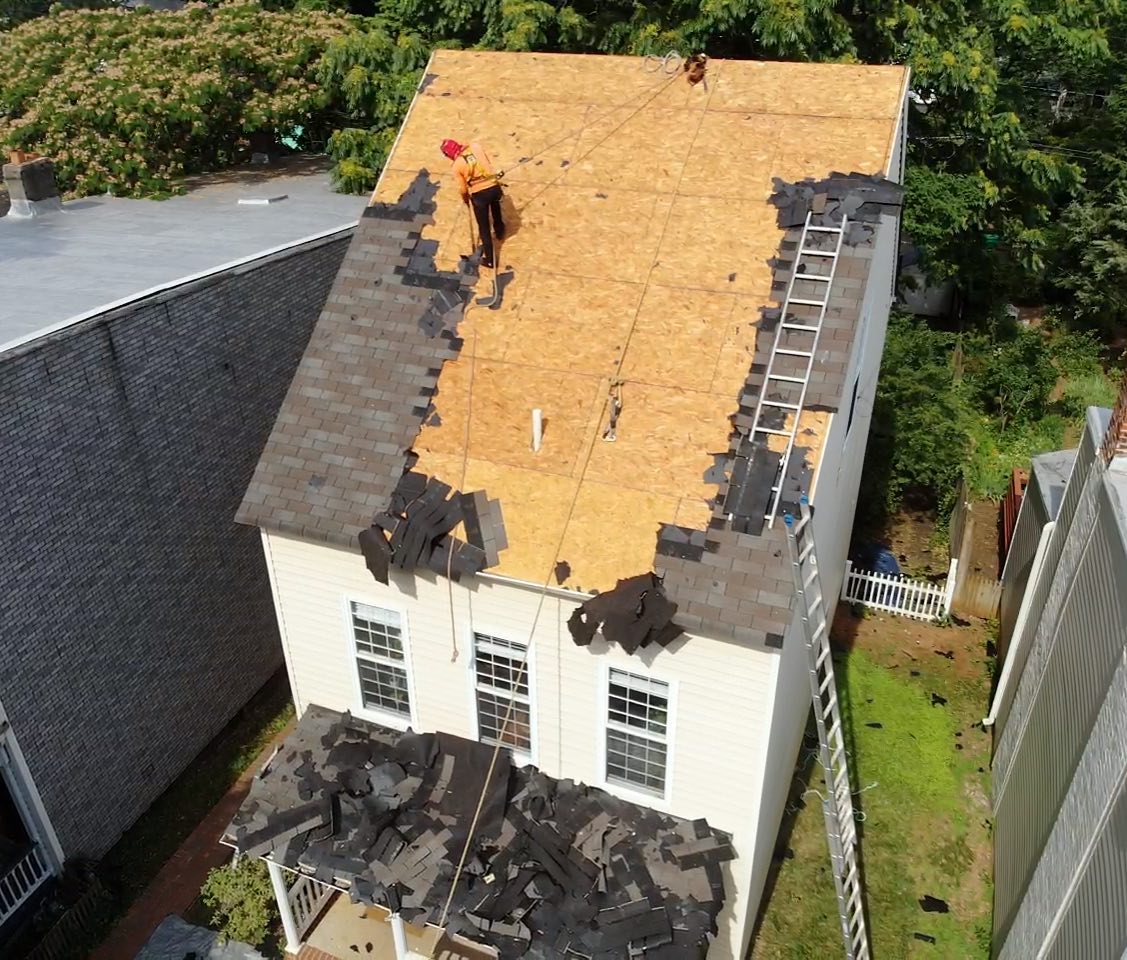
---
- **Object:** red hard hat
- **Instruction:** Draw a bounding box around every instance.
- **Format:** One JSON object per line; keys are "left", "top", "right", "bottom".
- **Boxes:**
{"left": 440, "top": 139, "right": 464, "bottom": 160}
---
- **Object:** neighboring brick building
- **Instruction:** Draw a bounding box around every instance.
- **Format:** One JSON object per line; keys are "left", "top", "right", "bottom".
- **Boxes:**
{"left": 0, "top": 163, "right": 360, "bottom": 938}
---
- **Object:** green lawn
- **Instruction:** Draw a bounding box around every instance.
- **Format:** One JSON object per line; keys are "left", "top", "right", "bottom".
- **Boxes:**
{"left": 752, "top": 612, "right": 994, "bottom": 959}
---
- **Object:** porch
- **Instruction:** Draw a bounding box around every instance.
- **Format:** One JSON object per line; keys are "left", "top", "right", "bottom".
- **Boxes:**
{"left": 226, "top": 706, "right": 732, "bottom": 960}
{"left": 0, "top": 722, "right": 59, "bottom": 934}
{"left": 283, "top": 872, "right": 495, "bottom": 960}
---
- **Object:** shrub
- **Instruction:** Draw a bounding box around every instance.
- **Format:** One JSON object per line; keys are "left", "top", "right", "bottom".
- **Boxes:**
{"left": 200, "top": 858, "right": 278, "bottom": 946}
{"left": 0, "top": 3, "right": 352, "bottom": 197}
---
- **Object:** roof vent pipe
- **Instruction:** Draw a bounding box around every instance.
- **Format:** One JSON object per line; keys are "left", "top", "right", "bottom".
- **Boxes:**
{"left": 531, "top": 408, "right": 543, "bottom": 452}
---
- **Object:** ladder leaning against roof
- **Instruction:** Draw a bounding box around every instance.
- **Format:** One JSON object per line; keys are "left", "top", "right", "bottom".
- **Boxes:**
{"left": 747, "top": 210, "right": 848, "bottom": 528}
{"left": 784, "top": 496, "right": 871, "bottom": 960}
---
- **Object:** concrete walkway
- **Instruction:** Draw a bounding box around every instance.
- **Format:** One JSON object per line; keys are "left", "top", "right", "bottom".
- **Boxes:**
{"left": 89, "top": 720, "right": 295, "bottom": 960}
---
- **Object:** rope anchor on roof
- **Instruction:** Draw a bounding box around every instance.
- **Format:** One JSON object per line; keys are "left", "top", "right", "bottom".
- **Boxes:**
{"left": 603, "top": 380, "right": 623, "bottom": 442}
{"left": 684, "top": 53, "right": 708, "bottom": 86}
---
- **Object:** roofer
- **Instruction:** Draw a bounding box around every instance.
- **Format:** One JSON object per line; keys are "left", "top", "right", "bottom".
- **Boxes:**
{"left": 441, "top": 139, "right": 505, "bottom": 270}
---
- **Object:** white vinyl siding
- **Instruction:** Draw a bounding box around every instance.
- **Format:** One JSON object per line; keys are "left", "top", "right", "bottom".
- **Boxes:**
{"left": 263, "top": 531, "right": 794, "bottom": 960}
{"left": 604, "top": 669, "right": 670, "bottom": 796}
{"left": 349, "top": 602, "right": 412, "bottom": 721}
{"left": 472, "top": 632, "right": 533, "bottom": 757}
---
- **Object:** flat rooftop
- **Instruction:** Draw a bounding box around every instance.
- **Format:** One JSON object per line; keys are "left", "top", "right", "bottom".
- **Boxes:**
{"left": 0, "top": 159, "right": 363, "bottom": 353}
{"left": 380, "top": 52, "right": 906, "bottom": 589}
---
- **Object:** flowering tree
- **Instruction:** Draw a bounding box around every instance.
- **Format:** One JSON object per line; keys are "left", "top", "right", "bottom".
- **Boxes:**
{"left": 0, "top": 2, "right": 351, "bottom": 196}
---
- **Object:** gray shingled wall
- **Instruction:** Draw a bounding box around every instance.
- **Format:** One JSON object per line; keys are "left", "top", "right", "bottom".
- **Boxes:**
{"left": 0, "top": 233, "right": 350, "bottom": 859}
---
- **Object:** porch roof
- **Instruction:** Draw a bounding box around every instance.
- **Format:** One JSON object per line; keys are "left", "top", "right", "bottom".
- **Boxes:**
{"left": 222, "top": 706, "right": 733, "bottom": 960}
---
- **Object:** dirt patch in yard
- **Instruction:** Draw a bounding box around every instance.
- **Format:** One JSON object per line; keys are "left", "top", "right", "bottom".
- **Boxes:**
{"left": 967, "top": 498, "right": 1002, "bottom": 580}
{"left": 873, "top": 507, "right": 948, "bottom": 579}
{"left": 832, "top": 605, "right": 992, "bottom": 681}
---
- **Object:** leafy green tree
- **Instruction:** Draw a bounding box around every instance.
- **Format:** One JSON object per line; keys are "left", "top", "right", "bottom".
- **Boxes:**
{"left": 965, "top": 324, "right": 1058, "bottom": 430}
{"left": 0, "top": 3, "right": 351, "bottom": 196}
{"left": 902, "top": 166, "right": 993, "bottom": 282}
{"left": 316, "top": 24, "right": 428, "bottom": 192}
{"left": 859, "top": 312, "right": 971, "bottom": 524}
{"left": 1055, "top": 186, "right": 1127, "bottom": 337}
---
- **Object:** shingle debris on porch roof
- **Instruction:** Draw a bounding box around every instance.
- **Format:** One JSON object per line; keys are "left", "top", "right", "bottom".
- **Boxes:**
{"left": 226, "top": 706, "right": 733, "bottom": 960}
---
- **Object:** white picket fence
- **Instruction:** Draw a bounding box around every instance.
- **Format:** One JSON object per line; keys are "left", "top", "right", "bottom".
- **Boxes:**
{"left": 841, "top": 558, "right": 957, "bottom": 621}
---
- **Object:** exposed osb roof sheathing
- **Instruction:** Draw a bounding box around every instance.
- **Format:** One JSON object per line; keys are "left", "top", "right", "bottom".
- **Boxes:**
{"left": 376, "top": 51, "right": 906, "bottom": 592}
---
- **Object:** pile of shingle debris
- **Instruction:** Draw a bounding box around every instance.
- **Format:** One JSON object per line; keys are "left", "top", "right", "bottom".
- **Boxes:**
{"left": 228, "top": 706, "right": 732, "bottom": 960}
{"left": 358, "top": 469, "right": 507, "bottom": 586}
{"left": 567, "top": 574, "right": 683, "bottom": 655}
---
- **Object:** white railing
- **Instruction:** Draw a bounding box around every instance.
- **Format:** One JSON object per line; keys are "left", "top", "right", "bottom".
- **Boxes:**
{"left": 289, "top": 872, "right": 335, "bottom": 940}
{"left": 841, "top": 559, "right": 956, "bottom": 621}
{"left": 0, "top": 844, "right": 50, "bottom": 927}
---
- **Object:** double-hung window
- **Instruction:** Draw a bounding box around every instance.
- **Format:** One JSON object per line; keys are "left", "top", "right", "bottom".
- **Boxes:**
{"left": 350, "top": 602, "right": 412, "bottom": 721}
{"left": 472, "top": 633, "right": 532, "bottom": 756}
{"left": 605, "top": 669, "right": 670, "bottom": 796}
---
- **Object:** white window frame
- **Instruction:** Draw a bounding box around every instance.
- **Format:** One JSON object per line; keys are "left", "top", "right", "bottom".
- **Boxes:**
{"left": 596, "top": 663, "right": 677, "bottom": 806}
{"left": 342, "top": 596, "right": 418, "bottom": 731}
{"left": 466, "top": 627, "right": 538, "bottom": 768}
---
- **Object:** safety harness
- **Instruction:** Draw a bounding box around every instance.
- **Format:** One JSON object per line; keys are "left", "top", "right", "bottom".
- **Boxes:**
{"left": 460, "top": 149, "right": 499, "bottom": 191}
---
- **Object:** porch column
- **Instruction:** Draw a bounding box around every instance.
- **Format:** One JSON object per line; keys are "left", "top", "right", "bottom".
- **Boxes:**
{"left": 266, "top": 858, "right": 302, "bottom": 954}
{"left": 390, "top": 912, "right": 409, "bottom": 960}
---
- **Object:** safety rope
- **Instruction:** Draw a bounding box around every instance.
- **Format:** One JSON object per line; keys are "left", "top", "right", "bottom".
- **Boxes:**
{"left": 496, "top": 57, "right": 685, "bottom": 183}
{"left": 435, "top": 62, "right": 717, "bottom": 934}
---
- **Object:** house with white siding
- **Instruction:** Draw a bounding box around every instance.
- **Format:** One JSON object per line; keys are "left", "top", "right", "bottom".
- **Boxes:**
{"left": 236, "top": 50, "right": 908, "bottom": 959}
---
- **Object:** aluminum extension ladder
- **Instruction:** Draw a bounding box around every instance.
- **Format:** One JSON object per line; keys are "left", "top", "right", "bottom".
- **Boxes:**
{"left": 784, "top": 497, "right": 871, "bottom": 960}
{"left": 747, "top": 211, "right": 847, "bottom": 528}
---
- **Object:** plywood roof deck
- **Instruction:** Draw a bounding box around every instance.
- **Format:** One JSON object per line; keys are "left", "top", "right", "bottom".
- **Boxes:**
{"left": 373, "top": 51, "right": 907, "bottom": 593}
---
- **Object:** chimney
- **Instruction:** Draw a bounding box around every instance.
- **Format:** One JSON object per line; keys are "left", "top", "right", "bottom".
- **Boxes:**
{"left": 1101, "top": 370, "right": 1127, "bottom": 470}
{"left": 3, "top": 155, "right": 62, "bottom": 218}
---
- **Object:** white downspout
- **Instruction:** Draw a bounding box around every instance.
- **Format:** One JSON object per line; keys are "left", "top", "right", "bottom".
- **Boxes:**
{"left": 266, "top": 859, "right": 302, "bottom": 955}
{"left": 983, "top": 521, "right": 1055, "bottom": 728}
{"left": 390, "top": 912, "right": 410, "bottom": 960}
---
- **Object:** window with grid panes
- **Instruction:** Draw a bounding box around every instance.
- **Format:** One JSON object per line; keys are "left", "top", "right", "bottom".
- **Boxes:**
{"left": 605, "top": 669, "right": 670, "bottom": 795}
{"left": 350, "top": 602, "right": 411, "bottom": 719}
{"left": 472, "top": 633, "right": 532, "bottom": 754}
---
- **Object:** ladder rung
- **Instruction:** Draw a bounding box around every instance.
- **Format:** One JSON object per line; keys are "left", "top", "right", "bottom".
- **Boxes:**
{"left": 776, "top": 348, "right": 814, "bottom": 357}
{"left": 793, "top": 272, "right": 832, "bottom": 281}
{"left": 806, "top": 225, "right": 843, "bottom": 233}
{"left": 755, "top": 427, "right": 791, "bottom": 437}
{"left": 788, "top": 297, "right": 826, "bottom": 307}
{"left": 768, "top": 374, "right": 806, "bottom": 383}
{"left": 783, "top": 322, "right": 821, "bottom": 332}
{"left": 762, "top": 399, "right": 801, "bottom": 410}
{"left": 799, "top": 248, "right": 837, "bottom": 257}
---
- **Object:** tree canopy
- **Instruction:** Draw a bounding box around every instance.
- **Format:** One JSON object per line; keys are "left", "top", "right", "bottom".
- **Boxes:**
{"left": 2, "top": 0, "right": 1124, "bottom": 528}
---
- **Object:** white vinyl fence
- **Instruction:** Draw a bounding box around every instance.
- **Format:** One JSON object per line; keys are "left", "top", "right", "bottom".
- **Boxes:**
{"left": 841, "top": 558, "right": 957, "bottom": 621}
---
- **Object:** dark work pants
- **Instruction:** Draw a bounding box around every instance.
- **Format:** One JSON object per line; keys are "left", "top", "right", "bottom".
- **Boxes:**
{"left": 470, "top": 184, "right": 505, "bottom": 265}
